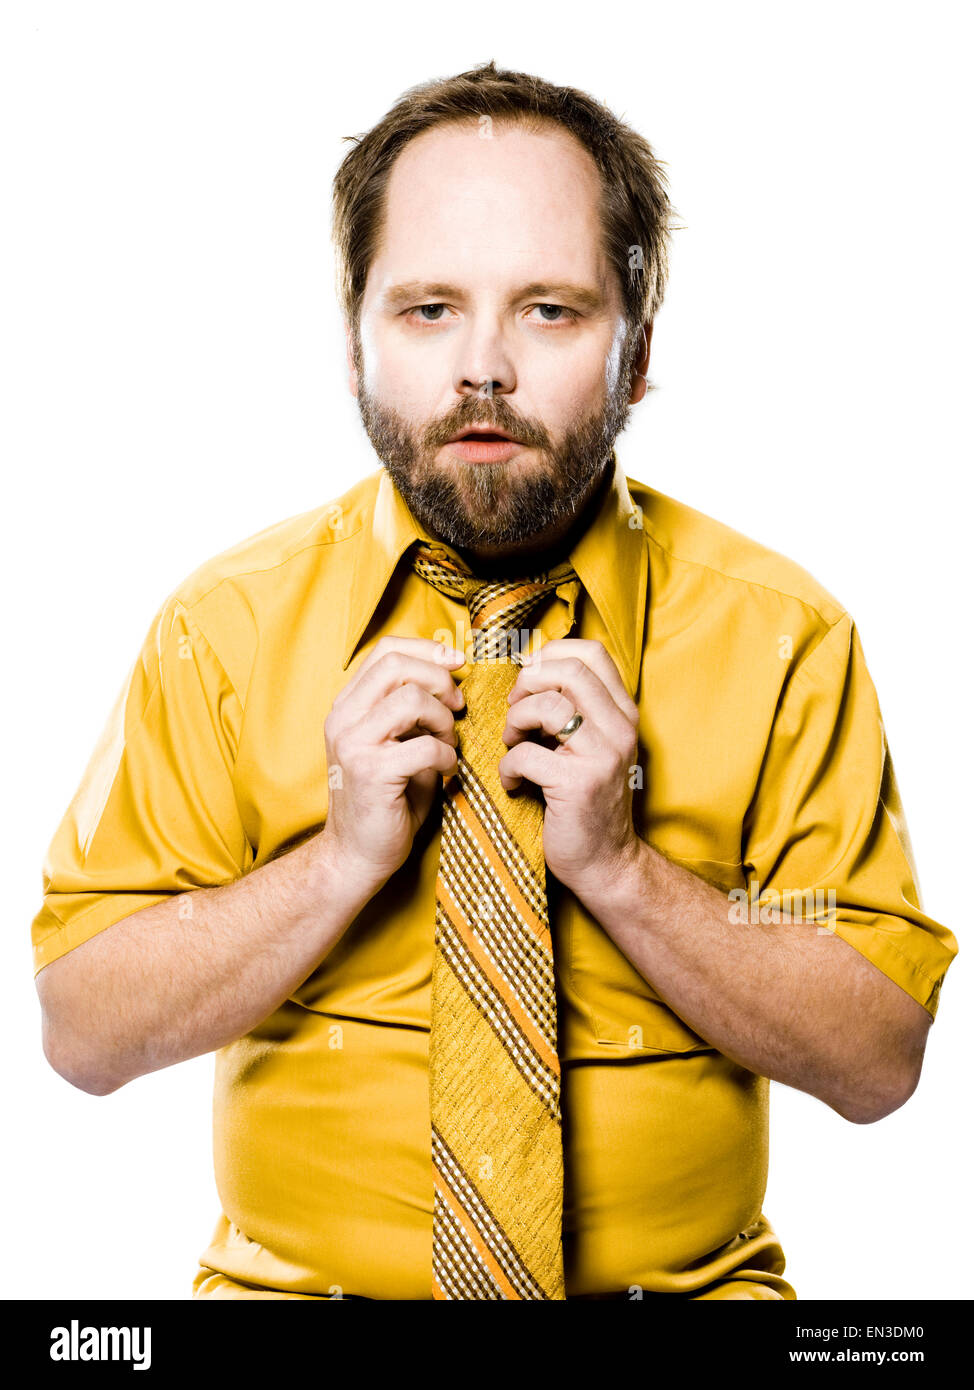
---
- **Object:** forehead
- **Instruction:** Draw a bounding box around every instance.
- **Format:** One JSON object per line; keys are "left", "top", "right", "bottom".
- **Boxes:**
{"left": 368, "top": 119, "right": 612, "bottom": 296}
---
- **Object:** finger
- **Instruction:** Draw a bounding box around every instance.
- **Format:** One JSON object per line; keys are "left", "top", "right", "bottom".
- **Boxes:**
{"left": 339, "top": 650, "right": 466, "bottom": 718}
{"left": 498, "top": 739, "right": 565, "bottom": 793}
{"left": 508, "top": 657, "right": 631, "bottom": 735}
{"left": 520, "top": 639, "right": 637, "bottom": 721}
{"left": 359, "top": 633, "right": 467, "bottom": 671}
{"left": 358, "top": 682, "right": 459, "bottom": 746}
{"left": 344, "top": 636, "right": 465, "bottom": 694}
{"left": 502, "top": 689, "right": 594, "bottom": 751}
{"left": 387, "top": 732, "right": 459, "bottom": 782}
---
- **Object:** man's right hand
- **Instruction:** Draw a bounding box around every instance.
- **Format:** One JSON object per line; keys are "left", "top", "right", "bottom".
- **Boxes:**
{"left": 319, "top": 635, "right": 466, "bottom": 892}
{"left": 34, "top": 635, "right": 468, "bottom": 1096}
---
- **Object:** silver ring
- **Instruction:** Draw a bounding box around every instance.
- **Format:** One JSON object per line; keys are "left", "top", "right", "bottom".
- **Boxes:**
{"left": 555, "top": 711, "right": 584, "bottom": 744}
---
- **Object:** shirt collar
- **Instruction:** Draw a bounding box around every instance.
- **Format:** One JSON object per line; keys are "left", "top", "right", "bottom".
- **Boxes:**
{"left": 342, "top": 451, "right": 648, "bottom": 697}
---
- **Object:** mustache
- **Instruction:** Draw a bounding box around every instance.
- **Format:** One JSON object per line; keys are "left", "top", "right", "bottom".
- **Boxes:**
{"left": 421, "top": 398, "right": 551, "bottom": 452}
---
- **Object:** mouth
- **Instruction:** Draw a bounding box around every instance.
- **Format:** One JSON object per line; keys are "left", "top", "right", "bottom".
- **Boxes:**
{"left": 442, "top": 427, "right": 526, "bottom": 464}
{"left": 445, "top": 425, "right": 523, "bottom": 445}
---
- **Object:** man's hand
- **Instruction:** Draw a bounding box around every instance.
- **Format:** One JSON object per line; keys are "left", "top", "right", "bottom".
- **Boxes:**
{"left": 499, "top": 638, "right": 641, "bottom": 903}
{"left": 500, "top": 654, "right": 931, "bottom": 1126}
{"left": 321, "top": 636, "right": 466, "bottom": 892}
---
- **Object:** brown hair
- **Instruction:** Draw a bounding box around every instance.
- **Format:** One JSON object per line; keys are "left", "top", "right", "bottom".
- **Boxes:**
{"left": 332, "top": 61, "right": 679, "bottom": 351}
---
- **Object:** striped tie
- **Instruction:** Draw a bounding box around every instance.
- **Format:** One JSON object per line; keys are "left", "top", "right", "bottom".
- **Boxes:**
{"left": 410, "top": 540, "right": 580, "bottom": 1301}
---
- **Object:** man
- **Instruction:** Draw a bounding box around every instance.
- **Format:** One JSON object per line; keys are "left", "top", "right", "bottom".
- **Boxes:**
{"left": 32, "top": 62, "right": 958, "bottom": 1301}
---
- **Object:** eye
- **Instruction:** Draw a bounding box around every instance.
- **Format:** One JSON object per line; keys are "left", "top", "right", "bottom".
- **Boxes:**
{"left": 529, "top": 304, "right": 577, "bottom": 324}
{"left": 409, "top": 303, "right": 447, "bottom": 322}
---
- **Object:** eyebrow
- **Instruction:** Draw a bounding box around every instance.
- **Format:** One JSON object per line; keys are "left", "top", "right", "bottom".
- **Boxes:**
{"left": 380, "top": 280, "right": 605, "bottom": 313}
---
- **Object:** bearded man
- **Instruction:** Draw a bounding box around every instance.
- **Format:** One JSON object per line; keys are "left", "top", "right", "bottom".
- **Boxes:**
{"left": 32, "top": 62, "right": 957, "bottom": 1301}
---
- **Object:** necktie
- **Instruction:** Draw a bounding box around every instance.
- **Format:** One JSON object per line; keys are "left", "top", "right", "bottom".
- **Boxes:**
{"left": 409, "top": 540, "right": 580, "bottom": 1300}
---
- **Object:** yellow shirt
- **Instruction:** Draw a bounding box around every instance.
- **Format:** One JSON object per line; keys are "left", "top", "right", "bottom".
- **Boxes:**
{"left": 31, "top": 454, "right": 958, "bottom": 1300}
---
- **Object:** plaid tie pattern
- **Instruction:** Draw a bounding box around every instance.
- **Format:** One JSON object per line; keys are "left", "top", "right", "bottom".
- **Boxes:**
{"left": 409, "top": 540, "right": 580, "bottom": 1300}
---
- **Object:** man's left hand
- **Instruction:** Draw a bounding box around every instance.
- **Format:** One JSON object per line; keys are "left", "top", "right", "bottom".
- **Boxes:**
{"left": 499, "top": 638, "right": 643, "bottom": 903}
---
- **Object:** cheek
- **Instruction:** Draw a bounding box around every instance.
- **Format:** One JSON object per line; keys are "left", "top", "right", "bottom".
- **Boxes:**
{"left": 360, "top": 322, "right": 441, "bottom": 413}
{"left": 526, "top": 342, "right": 612, "bottom": 420}
{"left": 603, "top": 332, "right": 627, "bottom": 393}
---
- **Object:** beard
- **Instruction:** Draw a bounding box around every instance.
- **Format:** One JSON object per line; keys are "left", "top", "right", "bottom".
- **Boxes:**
{"left": 353, "top": 335, "right": 640, "bottom": 559}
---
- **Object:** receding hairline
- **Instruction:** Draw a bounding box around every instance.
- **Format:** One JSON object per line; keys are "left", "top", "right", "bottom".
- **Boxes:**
{"left": 358, "top": 112, "right": 627, "bottom": 324}
{"left": 332, "top": 62, "right": 677, "bottom": 338}
{"left": 383, "top": 110, "right": 605, "bottom": 187}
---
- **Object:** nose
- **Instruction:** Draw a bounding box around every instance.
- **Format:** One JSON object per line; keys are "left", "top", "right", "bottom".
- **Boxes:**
{"left": 452, "top": 315, "right": 516, "bottom": 400}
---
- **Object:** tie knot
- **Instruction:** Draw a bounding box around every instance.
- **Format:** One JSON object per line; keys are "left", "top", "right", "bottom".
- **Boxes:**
{"left": 410, "top": 541, "right": 578, "bottom": 663}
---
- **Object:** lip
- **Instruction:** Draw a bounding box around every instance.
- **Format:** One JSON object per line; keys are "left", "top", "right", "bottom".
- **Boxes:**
{"left": 443, "top": 426, "right": 526, "bottom": 464}
{"left": 444, "top": 437, "right": 524, "bottom": 463}
{"left": 445, "top": 425, "right": 521, "bottom": 444}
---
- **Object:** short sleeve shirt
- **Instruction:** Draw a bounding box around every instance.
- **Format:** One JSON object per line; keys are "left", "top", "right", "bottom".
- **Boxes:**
{"left": 31, "top": 454, "right": 959, "bottom": 1299}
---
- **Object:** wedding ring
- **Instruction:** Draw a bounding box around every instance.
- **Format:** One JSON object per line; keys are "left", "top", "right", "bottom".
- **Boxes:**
{"left": 554, "top": 711, "right": 584, "bottom": 744}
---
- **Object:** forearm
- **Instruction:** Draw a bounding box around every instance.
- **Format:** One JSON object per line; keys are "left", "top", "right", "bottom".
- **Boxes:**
{"left": 37, "top": 831, "right": 379, "bottom": 1095}
{"left": 580, "top": 839, "right": 929, "bottom": 1122}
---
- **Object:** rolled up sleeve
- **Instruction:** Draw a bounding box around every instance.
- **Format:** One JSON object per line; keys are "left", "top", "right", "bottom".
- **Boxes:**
{"left": 742, "top": 612, "right": 958, "bottom": 1019}
{"left": 31, "top": 594, "right": 251, "bottom": 976}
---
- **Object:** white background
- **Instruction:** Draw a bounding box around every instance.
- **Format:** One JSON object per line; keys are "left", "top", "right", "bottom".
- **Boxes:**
{"left": 2, "top": 0, "right": 971, "bottom": 1301}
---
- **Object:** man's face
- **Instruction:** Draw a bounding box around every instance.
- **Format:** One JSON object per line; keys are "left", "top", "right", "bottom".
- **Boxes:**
{"left": 350, "top": 118, "right": 646, "bottom": 563}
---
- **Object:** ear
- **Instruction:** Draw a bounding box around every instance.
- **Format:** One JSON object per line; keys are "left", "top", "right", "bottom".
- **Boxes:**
{"left": 628, "top": 319, "right": 654, "bottom": 405}
{"left": 345, "top": 321, "right": 359, "bottom": 398}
